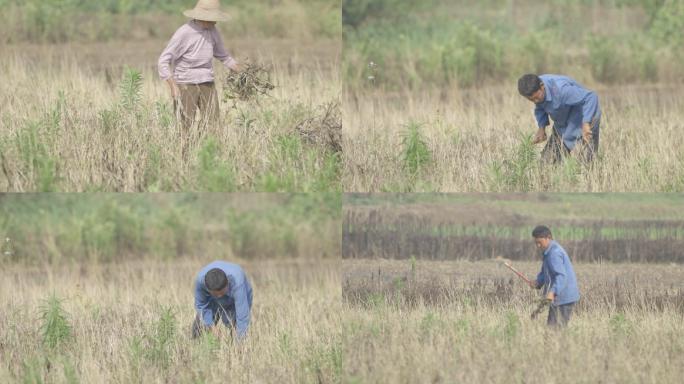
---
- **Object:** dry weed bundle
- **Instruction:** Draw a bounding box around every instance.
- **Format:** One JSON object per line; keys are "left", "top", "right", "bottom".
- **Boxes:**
{"left": 296, "top": 101, "right": 342, "bottom": 153}
{"left": 223, "top": 62, "right": 276, "bottom": 103}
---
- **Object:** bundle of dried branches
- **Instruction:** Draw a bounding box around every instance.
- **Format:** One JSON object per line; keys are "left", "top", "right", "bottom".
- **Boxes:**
{"left": 295, "top": 101, "right": 342, "bottom": 153}
{"left": 223, "top": 62, "right": 276, "bottom": 103}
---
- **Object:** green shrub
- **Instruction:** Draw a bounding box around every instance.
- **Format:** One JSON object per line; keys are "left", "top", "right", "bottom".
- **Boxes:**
{"left": 489, "top": 134, "right": 537, "bottom": 192}
{"left": 14, "top": 121, "right": 59, "bottom": 192}
{"left": 628, "top": 38, "right": 659, "bottom": 81}
{"left": 609, "top": 312, "right": 633, "bottom": 335}
{"left": 400, "top": 121, "right": 432, "bottom": 176}
{"left": 78, "top": 200, "right": 147, "bottom": 261}
{"left": 649, "top": 0, "right": 684, "bottom": 46}
{"left": 511, "top": 33, "right": 551, "bottom": 76}
{"left": 119, "top": 67, "right": 143, "bottom": 113}
{"left": 40, "top": 294, "right": 72, "bottom": 350}
{"left": 343, "top": 0, "right": 414, "bottom": 28}
{"left": 128, "top": 307, "right": 178, "bottom": 371}
{"left": 226, "top": 210, "right": 257, "bottom": 258}
{"left": 588, "top": 37, "right": 621, "bottom": 83}
{"left": 416, "top": 22, "right": 505, "bottom": 87}
{"left": 452, "top": 22, "right": 504, "bottom": 86}
{"left": 147, "top": 307, "right": 176, "bottom": 368}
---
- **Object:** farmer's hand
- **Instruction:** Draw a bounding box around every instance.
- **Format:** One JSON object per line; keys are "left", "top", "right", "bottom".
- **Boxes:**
{"left": 229, "top": 62, "right": 242, "bottom": 73}
{"left": 582, "top": 122, "right": 592, "bottom": 143}
{"left": 532, "top": 128, "right": 547, "bottom": 144}
{"left": 546, "top": 291, "right": 555, "bottom": 302}
{"left": 530, "top": 281, "right": 540, "bottom": 289}
{"left": 167, "top": 79, "right": 180, "bottom": 100}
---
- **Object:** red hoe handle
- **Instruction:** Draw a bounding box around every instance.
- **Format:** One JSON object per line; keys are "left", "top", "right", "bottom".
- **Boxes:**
{"left": 503, "top": 261, "right": 535, "bottom": 288}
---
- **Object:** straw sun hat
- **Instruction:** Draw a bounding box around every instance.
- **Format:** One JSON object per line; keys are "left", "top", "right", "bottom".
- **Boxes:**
{"left": 183, "top": 0, "right": 230, "bottom": 22}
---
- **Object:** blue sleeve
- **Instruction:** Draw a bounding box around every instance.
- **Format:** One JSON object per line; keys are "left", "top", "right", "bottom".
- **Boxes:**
{"left": 194, "top": 279, "right": 214, "bottom": 327}
{"left": 547, "top": 251, "right": 567, "bottom": 295}
{"left": 233, "top": 283, "right": 251, "bottom": 340}
{"left": 536, "top": 269, "right": 545, "bottom": 286}
{"left": 559, "top": 84, "right": 598, "bottom": 124}
{"left": 534, "top": 103, "right": 549, "bottom": 129}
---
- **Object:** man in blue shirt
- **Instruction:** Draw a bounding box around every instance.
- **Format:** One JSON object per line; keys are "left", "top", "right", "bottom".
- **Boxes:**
{"left": 518, "top": 74, "right": 601, "bottom": 164}
{"left": 191, "top": 261, "right": 253, "bottom": 341}
{"left": 531, "top": 225, "right": 580, "bottom": 327}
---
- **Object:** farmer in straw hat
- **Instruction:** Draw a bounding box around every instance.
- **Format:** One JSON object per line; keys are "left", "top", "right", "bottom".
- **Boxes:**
{"left": 191, "top": 261, "right": 253, "bottom": 341}
{"left": 518, "top": 74, "right": 601, "bottom": 164}
{"left": 531, "top": 225, "right": 580, "bottom": 328}
{"left": 158, "top": 0, "right": 241, "bottom": 159}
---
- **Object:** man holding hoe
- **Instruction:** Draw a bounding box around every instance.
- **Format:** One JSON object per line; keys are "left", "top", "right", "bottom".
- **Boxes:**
{"left": 518, "top": 74, "right": 601, "bottom": 164}
{"left": 507, "top": 225, "right": 580, "bottom": 327}
{"left": 530, "top": 225, "right": 580, "bottom": 327}
{"left": 191, "top": 260, "right": 253, "bottom": 341}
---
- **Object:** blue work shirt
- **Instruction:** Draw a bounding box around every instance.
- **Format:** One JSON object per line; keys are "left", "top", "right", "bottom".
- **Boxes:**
{"left": 194, "top": 261, "right": 253, "bottom": 340}
{"left": 536, "top": 241, "right": 580, "bottom": 306}
{"left": 534, "top": 74, "right": 601, "bottom": 150}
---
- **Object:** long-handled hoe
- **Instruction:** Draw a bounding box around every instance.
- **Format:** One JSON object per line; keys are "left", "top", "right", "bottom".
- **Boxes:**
{"left": 500, "top": 259, "right": 535, "bottom": 288}
{"left": 496, "top": 257, "right": 550, "bottom": 319}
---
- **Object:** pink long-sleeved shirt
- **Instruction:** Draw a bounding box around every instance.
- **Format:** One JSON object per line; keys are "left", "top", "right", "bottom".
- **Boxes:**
{"left": 158, "top": 20, "right": 238, "bottom": 84}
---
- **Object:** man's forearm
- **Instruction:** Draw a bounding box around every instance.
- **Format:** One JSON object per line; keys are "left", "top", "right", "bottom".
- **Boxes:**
{"left": 166, "top": 78, "right": 180, "bottom": 99}
{"left": 533, "top": 126, "right": 548, "bottom": 144}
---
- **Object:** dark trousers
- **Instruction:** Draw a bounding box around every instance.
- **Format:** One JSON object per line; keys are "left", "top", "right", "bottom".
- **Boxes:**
{"left": 191, "top": 305, "right": 236, "bottom": 339}
{"left": 547, "top": 302, "right": 575, "bottom": 328}
{"left": 541, "top": 117, "right": 600, "bottom": 164}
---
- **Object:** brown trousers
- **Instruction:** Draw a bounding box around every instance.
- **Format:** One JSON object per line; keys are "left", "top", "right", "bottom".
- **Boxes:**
{"left": 174, "top": 82, "right": 220, "bottom": 159}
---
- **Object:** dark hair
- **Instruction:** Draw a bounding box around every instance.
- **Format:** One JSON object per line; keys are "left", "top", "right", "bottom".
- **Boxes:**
{"left": 205, "top": 268, "right": 228, "bottom": 291}
{"left": 518, "top": 74, "right": 542, "bottom": 97}
{"left": 532, "top": 225, "right": 552, "bottom": 239}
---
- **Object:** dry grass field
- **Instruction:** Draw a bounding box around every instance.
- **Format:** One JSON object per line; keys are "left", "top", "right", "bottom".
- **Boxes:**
{"left": 0, "top": 39, "right": 340, "bottom": 192}
{"left": 342, "top": 258, "right": 684, "bottom": 383}
{"left": 343, "top": 84, "right": 684, "bottom": 192}
{"left": 0, "top": 193, "right": 342, "bottom": 383}
{"left": 0, "top": 0, "right": 341, "bottom": 192}
{"left": 0, "top": 259, "right": 341, "bottom": 383}
{"left": 341, "top": 193, "right": 684, "bottom": 382}
{"left": 342, "top": 0, "right": 684, "bottom": 192}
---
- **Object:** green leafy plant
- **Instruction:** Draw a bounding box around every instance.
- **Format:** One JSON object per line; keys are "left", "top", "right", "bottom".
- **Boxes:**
{"left": 489, "top": 134, "right": 537, "bottom": 191}
{"left": 40, "top": 294, "right": 72, "bottom": 350}
{"left": 14, "top": 121, "right": 59, "bottom": 192}
{"left": 400, "top": 121, "right": 432, "bottom": 176}
{"left": 21, "top": 356, "right": 44, "bottom": 384}
{"left": 119, "top": 67, "right": 143, "bottom": 112}
{"left": 588, "top": 37, "right": 621, "bottom": 83}
{"left": 150, "top": 307, "right": 176, "bottom": 365}
{"left": 610, "top": 312, "right": 633, "bottom": 335}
